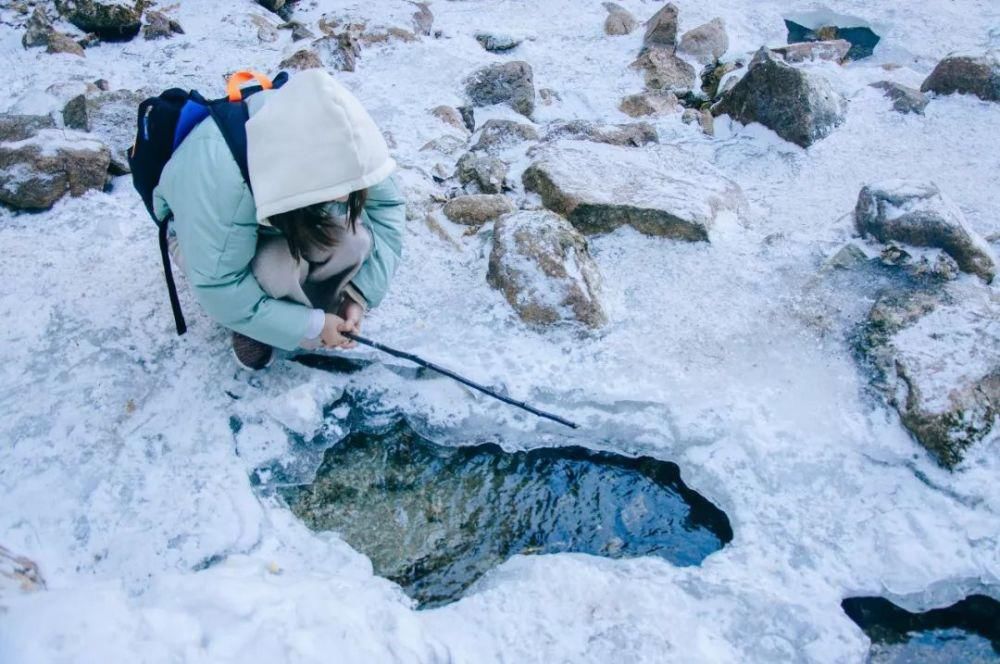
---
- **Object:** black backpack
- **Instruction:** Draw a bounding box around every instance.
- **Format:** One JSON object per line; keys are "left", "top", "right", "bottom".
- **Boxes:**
{"left": 128, "top": 70, "right": 289, "bottom": 335}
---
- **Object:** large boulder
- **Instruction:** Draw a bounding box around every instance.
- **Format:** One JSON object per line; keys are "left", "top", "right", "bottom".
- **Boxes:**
{"left": 631, "top": 48, "right": 697, "bottom": 93}
{"left": 544, "top": 120, "right": 658, "bottom": 147}
{"left": 55, "top": 0, "right": 145, "bottom": 41}
{"left": 456, "top": 152, "right": 508, "bottom": 194}
{"left": 465, "top": 61, "right": 535, "bottom": 117}
{"left": 678, "top": 18, "right": 728, "bottom": 64}
{"left": 522, "top": 139, "right": 745, "bottom": 240}
{"left": 855, "top": 181, "right": 996, "bottom": 283}
{"left": 642, "top": 3, "right": 678, "bottom": 51}
{"left": 921, "top": 52, "right": 1000, "bottom": 103}
{"left": 712, "top": 47, "right": 846, "bottom": 148}
{"left": 859, "top": 281, "right": 1000, "bottom": 468}
{"left": 0, "top": 129, "right": 110, "bottom": 210}
{"left": 603, "top": 2, "right": 637, "bottom": 36}
{"left": 487, "top": 210, "right": 607, "bottom": 328}
{"left": 471, "top": 119, "right": 539, "bottom": 153}
{"left": 442, "top": 194, "right": 515, "bottom": 226}
{"left": 62, "top": 89, "right": 147, "bottom": 174}
{"left": 870, "top": 81, "right": 929, "bottom": 114}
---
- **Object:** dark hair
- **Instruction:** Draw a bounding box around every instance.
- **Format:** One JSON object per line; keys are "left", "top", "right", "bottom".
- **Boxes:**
{"left": 268, "top": 189, "right": 368, "bottom": 261}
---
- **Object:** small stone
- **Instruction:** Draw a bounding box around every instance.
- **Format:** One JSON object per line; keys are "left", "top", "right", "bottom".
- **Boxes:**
{"left": 471, "top": 119, "right": 539, "bottom": 153}
{"left": 538, "top": 88, "right": 561, "bottom": 106}
{"left": 475, "top": 32, "right": 521, "bottom": 53}
{"left": 771, "top": 39, "right": 850, "bottom": 64}
{"left": 678, "top": 18, "right": 728, "bottom": 65}
{"left": 142, "top": 10, "right": 176, "bottom": 40}
{"left": 921, "top": 52, "right": 1000, "bottom": 102}
{"left": 456, "top": 152, "right": 508, "bottom": 194}
{"left": 279, "top": 48, "right": 323, "bottom": 71}
{"left": 488, "top": 210, "right": 607, "bottom": 329}
{"left": 63, "top": 94, "right": 90, "bottom": 130}
{"left": 279, "top": 21, "right": 315, "bottom": 42}
{"left": 312, "top": 33, "right": 360, "bottom": 71}
{"left": 419, "top": 135, "right": 467, "bottom": 155}
{"left": 619, "top": 91, "right": 677, "bottom": 117}
{"left": 823, "top": 243, "right": 869, "bottom": 271}
{"left": 55, "top": 0, "right": 144, "bottom": 41}
{"left": 412, "top": 2, "right": 433, "bottom": 36}
{"left": 870, "top": 81, "right": 929, "bottom": 114}
{"left": 642, "top": 2, "right": 678, "bottom": 51}
{"left": 631, "top": 48, "right": 697, "bottom": 93}
{"left": 545, "top": 120, "right": 658, "bottom": 147}
{"left": 443, "top": 194, "right": 515, "bottom": 226}
{"left": 46, "top": 31, "right": 86, "bottom": 57}
{"left": 603, "top": 3, "right": 637, "bottom": 36}
{"left": 430, "top": 105, "right": 468, "bottom": 133}
{"left": 457, "top": 105, "right": 476, "bottom": 132}
{"left": 465, "top": 61, "right": 535, "bottom": 117}
{"left": 94, "top": 79, "right": 111, "bottom": 91}
{"left": 681, "top": 109, "right": 714, "bottom": 136}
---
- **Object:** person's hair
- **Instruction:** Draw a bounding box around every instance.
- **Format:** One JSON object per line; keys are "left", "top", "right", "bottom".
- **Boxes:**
{"left": 268, "top": 189, "right": 368, "bottom": 261}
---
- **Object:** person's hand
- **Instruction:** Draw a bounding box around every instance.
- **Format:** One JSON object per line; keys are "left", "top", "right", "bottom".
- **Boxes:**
{"left": 321, "top": 313, "right": 351, "bottom": 349}
{"left": 337, "top": 297, "right": 365, "bottom": 338}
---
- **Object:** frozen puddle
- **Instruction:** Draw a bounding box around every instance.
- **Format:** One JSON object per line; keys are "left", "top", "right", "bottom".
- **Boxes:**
{"left": 842, "top": 595, "right": 1000, "bottom": 662}
{"left": 279, "top": 419, "right": 732, "bottom": 608}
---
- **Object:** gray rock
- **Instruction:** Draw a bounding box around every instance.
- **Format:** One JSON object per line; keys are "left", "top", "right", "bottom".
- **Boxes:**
{"left": 771, "top": 39, "right": 850, "bottom": 64}
{"left": 418, "top": 135, "right": 467, "bottom": 155}
{"left": 678, "top": 18, "right": 728, "bottom": 64}
{"left": 822, "top": 243, "right": 869, "bottom": 271}
{"left": 312, "top": 33, "right": 360, "bottom": 71}
{"left": 443, "top": 194, "right": 515, "bottom": 226}
{"left": 859, "top": 281, "right": 1000, "bottom": 468}
{"left": 22, "top": 6, "right": 52, "bottom": 48}
{"left": 631, "top": 48, "right": 697, "bottom": 93}
{"left": 712, "top": 47, "right": 846, "bottom": 148}
{"left": 55, "top": 0, "right": 144, "bottom": 41}
{"left": 279, "top": 48, "right": 323, "bottom": 71}
{"left": 278, "top": 21, "right": 314, "bottom": 41}
{"left": 456, "top": 152, "right": 508, "bottom": 194}
{"left": 465, "top": 61, "right": 535, "bottom": 117}
{"left": 62, "top": 94, "right": 89, "bottom": 130}
{"left": 921, "top": 52, "right": 1000, "bottom": 102}
{"left": 642, "top": 2, "right": 678, "bottom": 51}
{"left": 870, "top": 81, "right": 929, "bottom": 114}
{"left": 257, "top": 0, "right": 285, "bottom": 13}
{"left": 457, "top": 105, "right": 476, "bottom": 132}
{"left": 471, "top": 119, "right": 539, "bottom": 152}
{"left": 0, "top": 115, "right": 56, "bottom": 143}
{"left": 46, "top": 31, "right": 85, "bottom": 56}
{"left": 412, "top": 2, "right": 433, "bottom": 36}
{"left": 475, "top": 32, "right": 521, "bottom": 53}
{"left": 59, "top": 89, "right": 146, "bottom": 174}
{"left": 619, "top": 91, "right": 677, "bottom": 117}
{"left": 430, "top": 105, "right": 468, "bottom": 133}
{"left": 142, "top": 10, "right": 181, "bottom": 40}
{"left": 488, "top": 210, "right": 607, "bottom": 328}
{"left": 0, "top": 129, "right": 110, "bottom": 209}
{"left": 701, "top": 60, "right": 743, "bottom": 99}
{"left": 855, "top": 180, "right": 997, "bottom": 283}
{"left": 522, "top": 139, "right": 746, "bottom": 240}
{"left": 603, "top": 3, "right": 637, "bottom": 36}
{"left": 544, "top": 120, "right": 658, "bottom": 147}
{"left": 681, "top": 108, "right": 714, "bottom": 135}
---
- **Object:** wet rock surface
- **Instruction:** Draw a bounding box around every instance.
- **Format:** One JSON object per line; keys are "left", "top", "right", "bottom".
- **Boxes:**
{"left": 921, "top": 53, "right": 1000, "bottom": 103}
{"left": 842, "top": 595, "right": 1000, "bottom": 662}
{"left": 523, "top": 140, "right": 745, "bottom": 239}
{"left": 713, "top": 47, "right": 846, "bottom": 148}
{"left": 488, "top": 209, "right": 607, "bottom": 328}
{"left": 282, "top": 419, "right": 732, "bottom": 608}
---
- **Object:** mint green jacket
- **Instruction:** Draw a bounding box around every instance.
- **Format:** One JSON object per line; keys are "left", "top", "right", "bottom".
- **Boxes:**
{"left": 152, "top": 119, "right": 405, "bottom": 350}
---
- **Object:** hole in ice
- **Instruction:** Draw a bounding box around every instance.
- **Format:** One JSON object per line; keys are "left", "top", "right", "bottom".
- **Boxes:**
{"left": 842, "top": 594, "right": 1000, "bottom": 662}
{"left": 278, "top": 418, "right": 732, "bottom": 608}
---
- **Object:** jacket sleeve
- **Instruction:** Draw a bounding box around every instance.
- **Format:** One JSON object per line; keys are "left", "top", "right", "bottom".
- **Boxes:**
{"left": 154, "top": 124, "right": 315, "bottom": 351}
{"left": 350, "top": 175, "right": 406, "bottom": 308}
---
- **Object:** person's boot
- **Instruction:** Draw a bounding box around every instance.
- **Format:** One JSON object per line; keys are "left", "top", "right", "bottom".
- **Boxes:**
{"left": 232, "top": 332, "right": 273, "bottom": 371}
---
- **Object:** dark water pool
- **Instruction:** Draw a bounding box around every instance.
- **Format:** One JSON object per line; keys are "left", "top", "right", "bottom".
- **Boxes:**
{"left": 843, "top": 595, "right": 1000, "bottom": 663}
{"left": 280, "top": 420, "right": 732, "bottom": 608}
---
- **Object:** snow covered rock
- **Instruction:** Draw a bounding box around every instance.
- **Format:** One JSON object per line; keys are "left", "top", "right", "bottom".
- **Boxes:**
{"left": 279, "top": 48, "right": 323, "bottom": 71}
{"left": 712, "top": 47, "right": 846, "bottom": 148}
{"left": 0, "top": 544, "right": 45, "bottom": 593}
{"left": 443, "top": 194, "right": 515, "bottom": 226}
{"left": 522, "top": 139, "right": 745, "bottom": 240}
{"left": 603, "top": 2, "right": 637, "bottom": 36}
{"left": 784, "top": 17, "right": 881, "bottom": 61}
{"left": 678, "top": 18, "right": 728, "bottom": 64}
{"left": 870, "top": 81, "right": 929, "bottom": 114}
{"left": 487, "top": 210, "right": 607, "bottom": 328}
{"left": 465, "top": 61, "right": 535, "bottom": 117}
{"left": 142, "top": 10, "right": 183, "bottom": 40}
{"left": 921, "top": 52, "right": 1000, "bottom": 103}
{"left": 642, "top": 3, "right": 678, "bottom": 51}
{"left": 55, "top": 0, "right": 144, "bottom": 41}
{"left": 619, "top": 91, "right": 677, "bottom": 117}
{"left": 544, "top": 120, "right": 658, "bottom": 147}
{"left": 772, "top": 39, "right": 850, "bottom": 64}
{"left": 855, "top": 181, "right": 997, "bottom": 283}
{"left": 631, "top": 48, "right": 697, "bottom": 93}
{"left": 411, "top": 2, "right": 433, "bottom": 36}
{"left": 456, "top": 152, "right": 508, "bottom": 193}
{"left": 61, "top": 89, "right": 146, "bottom": 175}
{"left": 471, "top": 119, "right": 539, "bottom": 152}
{"left": 0, "top": 129, "right": 110, "bottom": 210}
{"left": 21, "top": 6, "right": 52, "bottom": 48}
{"left": 430, "top": 105, "right": 469, "bottom": 133}
{"left": 312, "top": 33, "right": 360, "bottom": 71}
{"left": 859, "top": 281, "right": 1000, "bottom": 468}
{"left": 46, "top": 30, "right": 85, "bottom": 57}
{"left": 682, "top": 108, "right": 715, "bottom": 135}
{"left": 475, "top": 32, "right": 521, "bottom": 53}
{"left": 0, "top": 115, "right": 56, "bottom": 143}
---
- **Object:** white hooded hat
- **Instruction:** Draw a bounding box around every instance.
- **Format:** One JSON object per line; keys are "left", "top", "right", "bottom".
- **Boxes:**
{"left": 246, "top": 69, "right": 396, "bottom": 222}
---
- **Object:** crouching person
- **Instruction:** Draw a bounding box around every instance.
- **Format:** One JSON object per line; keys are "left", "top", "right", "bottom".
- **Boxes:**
{"left": 152, "top": 69, "right": 404, "bottom": 369}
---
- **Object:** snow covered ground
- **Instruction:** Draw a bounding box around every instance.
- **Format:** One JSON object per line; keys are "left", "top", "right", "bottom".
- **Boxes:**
{"left": 1, "top": 0, "right": 999, "bottom": 662}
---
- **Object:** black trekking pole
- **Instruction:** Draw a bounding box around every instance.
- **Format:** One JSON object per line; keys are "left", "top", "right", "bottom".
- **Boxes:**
{"left": 343, "top": 332, "right": 579, "bottom": 429}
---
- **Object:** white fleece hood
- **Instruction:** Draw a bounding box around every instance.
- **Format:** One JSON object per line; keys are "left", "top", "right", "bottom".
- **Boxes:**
{"left": 245, "top": 69, "right": 396, "bottom": 222}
